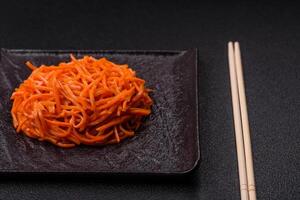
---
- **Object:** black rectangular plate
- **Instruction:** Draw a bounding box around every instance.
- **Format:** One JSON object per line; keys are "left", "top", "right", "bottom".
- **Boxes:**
{"left": 0, "top": 48, "right": 199, "bottom": 174}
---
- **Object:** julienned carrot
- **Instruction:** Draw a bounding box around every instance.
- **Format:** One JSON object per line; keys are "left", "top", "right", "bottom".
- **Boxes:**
{"left": 11, "top": 55, "right": 153, "bottom": 148}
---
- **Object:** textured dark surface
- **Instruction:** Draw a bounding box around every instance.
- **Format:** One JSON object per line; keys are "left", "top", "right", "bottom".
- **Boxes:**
{"left": 0, "top": 49, "right": 199, "bottom": 173}
{"left": 0, "top": 0, "right": 300, "bottom": 200}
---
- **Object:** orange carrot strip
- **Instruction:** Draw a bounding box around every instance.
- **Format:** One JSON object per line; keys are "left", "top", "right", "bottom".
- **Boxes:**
{"left": 96, "top": 115, "right": 131, "bottom": 131}
{"left": 26, "top": 61, "right": 37, "bottom": 70}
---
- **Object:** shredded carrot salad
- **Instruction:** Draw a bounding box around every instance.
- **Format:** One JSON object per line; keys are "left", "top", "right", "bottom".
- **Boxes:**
{"left": 10, "top": 55, "right": 153, "bottom": 148}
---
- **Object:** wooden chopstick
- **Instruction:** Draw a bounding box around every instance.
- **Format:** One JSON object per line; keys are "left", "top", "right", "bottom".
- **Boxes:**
{"left": 228, "top": 41, "right": 249, "bottom": 200}
{"left": 234, "top": 42, "right": 257, "bottom": 200}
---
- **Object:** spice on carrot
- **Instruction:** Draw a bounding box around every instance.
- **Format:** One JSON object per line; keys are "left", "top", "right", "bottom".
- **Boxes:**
{"left": 11, "top": 55, "right": 153, "bottom": 148}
